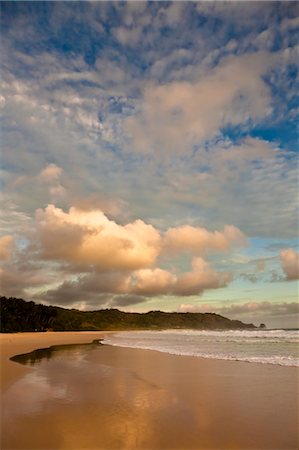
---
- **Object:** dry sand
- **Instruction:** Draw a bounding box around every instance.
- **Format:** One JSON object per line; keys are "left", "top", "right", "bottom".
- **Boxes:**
{"left": 1, "top": 332, "right": 298, "bottom": 449}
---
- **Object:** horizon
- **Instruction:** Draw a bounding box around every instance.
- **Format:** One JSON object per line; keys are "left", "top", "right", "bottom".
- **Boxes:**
{"left": 1, "top": 1, "right": 298, "bottom": 329}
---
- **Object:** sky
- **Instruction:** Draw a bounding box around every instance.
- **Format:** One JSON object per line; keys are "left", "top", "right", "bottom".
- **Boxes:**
{"left": 0, "top": 1, "right": 298, "bottom": 328}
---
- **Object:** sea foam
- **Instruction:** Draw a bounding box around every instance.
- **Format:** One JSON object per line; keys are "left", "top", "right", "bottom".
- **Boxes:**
{"left": 102, "top": 329, "right": 299, "bottom": 367}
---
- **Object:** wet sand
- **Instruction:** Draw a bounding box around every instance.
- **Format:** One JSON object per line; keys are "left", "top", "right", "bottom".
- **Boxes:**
{"left": 0, "top": 332, "right": 107, "bottom": 390}
{"left": 1, "top": 332, "right": 298, "bottom": 449}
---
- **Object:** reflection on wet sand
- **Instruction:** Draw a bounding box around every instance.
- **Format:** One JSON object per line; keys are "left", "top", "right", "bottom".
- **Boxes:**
{"left": 2, "top": 343, "right": 298, "bottom": 449}
{"left": 3, "top": 344, "right": 180, "bottom": 449}
{"left": 10, "top": 340, "right": 103, "bottom": 366}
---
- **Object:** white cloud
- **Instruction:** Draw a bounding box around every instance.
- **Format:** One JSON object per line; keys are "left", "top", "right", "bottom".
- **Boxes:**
{"left": 125, "top": 52, "right": 276, "bottom": 155}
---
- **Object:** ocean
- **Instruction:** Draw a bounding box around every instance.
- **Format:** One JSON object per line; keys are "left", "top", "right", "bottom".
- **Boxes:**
{"left": 103, "top": 329, "right": 299, "bottom": 367}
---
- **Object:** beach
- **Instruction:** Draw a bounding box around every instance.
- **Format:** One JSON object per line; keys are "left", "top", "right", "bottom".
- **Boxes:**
{"left": 0, "top": 332, "right": 107, "bottom": 390}
{"left": 1, "top": 332, "right": 298, "bottom": 449}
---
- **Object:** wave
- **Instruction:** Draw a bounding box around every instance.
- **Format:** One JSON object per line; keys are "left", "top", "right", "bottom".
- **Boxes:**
{"left": 102, "top": 329, "right": 299, "bottom": 367}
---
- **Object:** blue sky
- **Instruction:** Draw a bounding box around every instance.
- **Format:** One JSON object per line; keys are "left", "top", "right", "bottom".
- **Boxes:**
{"left": 0, "top": 1, "right": 298, "bottom": 327}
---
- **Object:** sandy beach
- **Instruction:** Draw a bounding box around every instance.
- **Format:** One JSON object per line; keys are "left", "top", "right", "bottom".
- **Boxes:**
{"left": 1, "top": 332, "right": 298, "bottom": 450}
{"left": 0, "top": 332, "right": 107, "bottom": 390}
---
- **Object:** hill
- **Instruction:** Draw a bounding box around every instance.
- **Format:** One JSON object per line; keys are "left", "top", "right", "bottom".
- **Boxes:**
{"left": 0, "top": 296, "right": 256, "bottom": 333}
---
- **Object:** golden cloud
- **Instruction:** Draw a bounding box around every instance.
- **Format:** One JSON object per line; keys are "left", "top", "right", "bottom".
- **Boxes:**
{"left": 26, "top": 203, "right": 248, "bottom": 303}
{"left": 174, "top": 257, "right": 232, "bottom": 296}
{"left": 36, "top": 204, "right": 161, "bottom": 271}
{"left": 280, "top": 248, "right": 299, "bottom": 280}
{"left": 163, "top": 224, "right": 246, "bottom": 255}
{"left": 0, "top": 235, "right": 14, "bottom": 260}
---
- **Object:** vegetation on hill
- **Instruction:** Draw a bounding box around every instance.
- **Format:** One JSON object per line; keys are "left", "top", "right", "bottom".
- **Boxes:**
{"left": 0, "top": 296, "right": 256, "bottom": 333}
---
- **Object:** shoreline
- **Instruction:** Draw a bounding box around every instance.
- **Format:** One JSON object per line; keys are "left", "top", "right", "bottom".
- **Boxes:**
{"left": 1, "top": 330, "right": 298, "bottom": 389}
{"left": 1, "top": 332, "right": 298, "bottom": 449}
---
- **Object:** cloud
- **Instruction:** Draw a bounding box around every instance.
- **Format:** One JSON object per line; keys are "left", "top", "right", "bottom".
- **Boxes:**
{"left": 280, "top": 15, "right": 299, "bottom": 32}
{"left": 38, "top": 164, "right": 66, "bottom": 201}
{"left": 196, "top": 2, "right": 298, "bottom": 34}
{"left": 125, "top": 52, "right": 276, "bottom": 155}
{"left": 39, "top": 164, "right": 63, "bottom": 182}
{"left": 130, "top": 268, "right": 176, "bottom": 296}
{"left": 239, "top": 259, "right": 267, "bottom": 283}
{"left": 0, "top": 235, "right": 14, "bottom": 260}
{"left": 109, "top": 294, "right": 149, "bottom": 308}
{"left": 113, "top": 25, "right": 144, "bottom": 47}
{"left": 1, "top": 2, "right": 297, "bottom": 315}
{"left": 1, "top": 200, "right": 247, "bottom": 306}
{"left": 70, "top": 193, "right": 126, "bottom": 218}
{"left": 37, "top": 257, "right": 232, "bottom": 305}
{"left": 174, "top": 257, "right": 232, "bottom": 296}
{"left": 240, "top": 273, "right": 259, "bottom": 283}
{"left": 0, "top": 266, "right": 48, "bottom": 298}
{"left": 280, "top": 248, "right": 299, "bottom": 280}
{"left": 77, "top": 271, "right": 130, "bottom": 295}
{"left": 35, "top": 204, "right": 246, "bottom": 274}
{"left": 37, "top": 272, "right": 130, "bottom": 308}
{"left": 220, "top": 301, "right": 299, "bottom": 317}
{"left": 256, "top": 261, "right": 265, "bottom": 272}
{"left": 1, "top": 14, "right": 296, "bottom": 241}
{"left": 163, "top": 224, "right": 246, "bottom": 255}
{"left": 0, "top": 201, "right": 32, "bottom": 237}
{"left": 35, "top": 204, "right": 161, "bottom": 271}
{"left": 178, "top": 301, "right": 299, "bottom": 317}
{"left": 38, "top": 280, "right": 112, "bottom": 308}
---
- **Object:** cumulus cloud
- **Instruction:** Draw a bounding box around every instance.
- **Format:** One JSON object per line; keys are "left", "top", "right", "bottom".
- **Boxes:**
{"left": 163, "top": 224, "right": 246, "bottom": 255}
{"left": 280, "top": 248, "right": 299, "bottom": 280}
{"left": 130, "top": 268, "right": 176, "bottom": 296}
{"left": 38, "top": 257, "right": 231, "bottom": 306}
{"left": 2, "top": 197, "right": 295, "bottom": 311}
{"left": 35, "top": 204, "right": 246, "bottom": 275}
{"left": 1, "top": 201, "right": 246, "bottom": 304}
{"left": 174, "top": 257, "right": 232, "bottom": 296}
{"left": 35, "top": 204, "right": 161, "bottom": 271}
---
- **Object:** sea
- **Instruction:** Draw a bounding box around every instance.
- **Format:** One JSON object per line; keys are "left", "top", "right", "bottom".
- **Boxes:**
{"left": 103, "top": 329, "right": 299, "bottom": 367}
